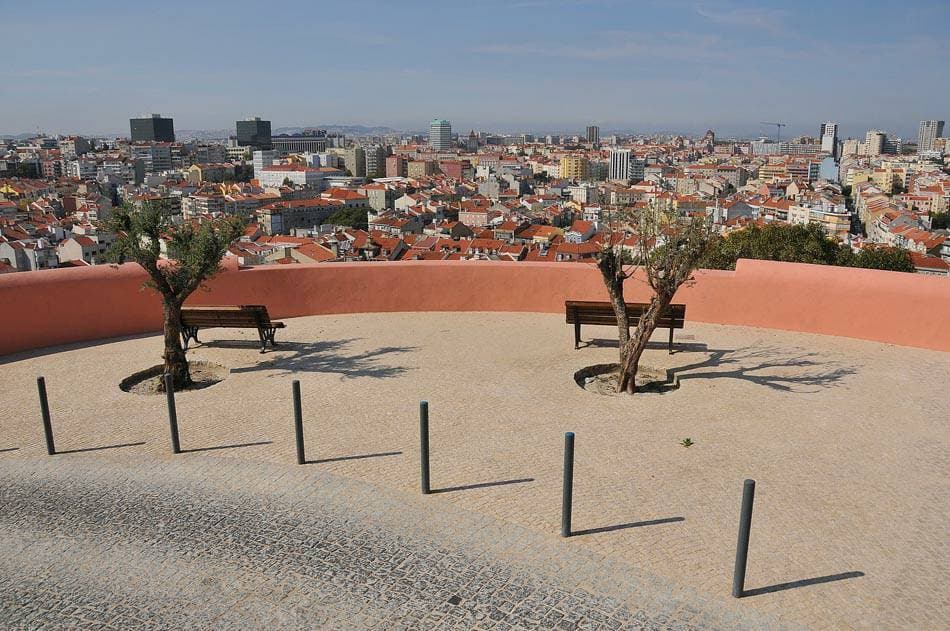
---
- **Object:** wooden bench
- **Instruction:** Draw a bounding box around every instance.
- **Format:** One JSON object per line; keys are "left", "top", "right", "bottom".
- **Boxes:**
{"left": 180, "top": 305, "right": 286, "bottom": 353}
{"left": 565, "top": 300, "right": 686, "bottom": 353}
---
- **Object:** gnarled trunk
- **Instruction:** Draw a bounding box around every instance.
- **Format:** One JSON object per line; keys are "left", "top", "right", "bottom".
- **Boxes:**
{"left": 597, "top": 250, "right": 630, "bottom": 362}
{"left": 605, "top": 275, "right": 630, "bottom": 362}
{"left": 617, "top": 292, "right": 672, "bottom": 394}
{"left": 161, "top": 296, "right": 191, "bottom": 391}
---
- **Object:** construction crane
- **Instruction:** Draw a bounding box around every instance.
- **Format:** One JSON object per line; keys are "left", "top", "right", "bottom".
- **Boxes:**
{"left": 760, "top": 122, "right": 787, "bottom": 141}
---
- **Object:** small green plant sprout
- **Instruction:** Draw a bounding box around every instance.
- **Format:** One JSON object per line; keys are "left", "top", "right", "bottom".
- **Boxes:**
{"left": 680, "top": 437, "right": 694, "bottom": 448}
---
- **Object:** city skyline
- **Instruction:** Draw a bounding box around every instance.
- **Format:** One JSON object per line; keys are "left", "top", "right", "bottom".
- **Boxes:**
{"left": 2, "top": 0, "right": 947, "bottom": 139}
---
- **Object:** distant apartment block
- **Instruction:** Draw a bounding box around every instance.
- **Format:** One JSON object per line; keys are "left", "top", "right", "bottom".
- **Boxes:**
{"left": 820, "top": 122, "right": 838, "bottom": 156}
{"left": 386, "top": 155, "right": 408, "bottom": 178}
{"left": 559, "top": 156, "right": 589, "bottom": 180}
{"left": 364, "top": 145, "right": 386, "bottom": 179}
{"left": 918, "top": 120, "right": 945, "bottom": 153}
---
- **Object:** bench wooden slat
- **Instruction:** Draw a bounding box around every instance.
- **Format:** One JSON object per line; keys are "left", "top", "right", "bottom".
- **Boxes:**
{"left": 179, "top": 305, "right": 285, "bottom": 353}
{"left": 565, "top": 300, "right": 686, "bottom": 353}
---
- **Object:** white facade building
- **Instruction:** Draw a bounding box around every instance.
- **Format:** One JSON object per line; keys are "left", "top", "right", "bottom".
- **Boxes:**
{"left": 253, "top": 150, "right": 276, "bottom": 176}
{"left": 820, "top": 122, "right": 838, "bottom": 154}
{"left": 66, "top": 159, "right": 98, "bottom": 180}
{"left": 917, "top": 120, "right": 945, "bottom": 153}
{"left": 608, "top": 149, "right": 631, "bottom": 181}
{"left": 258, "top": 165, "right": 324, "bottom": 189}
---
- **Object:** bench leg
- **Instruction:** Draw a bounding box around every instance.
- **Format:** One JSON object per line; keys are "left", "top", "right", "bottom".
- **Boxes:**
{"left": 181, "top": 326, "right": 199, "bottom": 351}
{"left": 668, "top": 327, "right": 674, "bottom": 354}
{"left": 257, "top": 328, "right": 267, "bottom": 353}
{"left": 258, "top": 327, "right": 278, "bottom": 353}
{"left": 574, "top": 321, "right": 581, "bottom": 349}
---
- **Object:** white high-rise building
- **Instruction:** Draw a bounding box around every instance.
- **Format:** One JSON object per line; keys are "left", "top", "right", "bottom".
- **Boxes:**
{"left": 917, "top": 120, "right": 945, "bottom": 153}
{"left": 865, "top": 130, "right": 886, "bottom": 156}
{"left": 429, "top": 119, "right": 452, "bottom": 151}
{"left": 820, "top": 122, "right": 838, "bottom": 156}
{"left": 608, "top": 149, "right": 631, "bottom": 181}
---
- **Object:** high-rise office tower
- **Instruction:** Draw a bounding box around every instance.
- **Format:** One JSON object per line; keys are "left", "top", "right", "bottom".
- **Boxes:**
{"left": 429, "top": 119, "right": 452, "bottom": 151}
{"left": 586, "top": 125, "right": 600, "bottom": 144}
{"left": 917, "top": 120, "right": 945, "bottom": 153}
{"left": 236, "top": 117, "right": 272, "bottom": 150}
{"left": 608, "top": 148, "right": 631, "bottom": 181}
{"left": 130, "top": 114, "right": 175, "bottom": 142}
{"left": 820, "top": 122, "right": 838, "bottom": 157}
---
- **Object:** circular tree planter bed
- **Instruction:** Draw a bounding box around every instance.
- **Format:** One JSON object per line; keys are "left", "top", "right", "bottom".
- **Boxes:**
{"left": 574, "top": 363, "right": 679, "bottom": 396}
{"left": 120, "top": 361, "right": 229, "bottom": 395}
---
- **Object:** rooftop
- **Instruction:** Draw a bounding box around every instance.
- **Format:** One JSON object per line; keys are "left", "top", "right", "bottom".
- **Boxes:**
{"left": 2, "top": 311, "right": 948, "bottom": 628}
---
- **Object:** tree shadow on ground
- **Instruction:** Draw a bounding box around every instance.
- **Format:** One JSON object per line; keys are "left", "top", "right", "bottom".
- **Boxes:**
{"left": 744, "top": 571, "right": 864, "bottom": 596}
{"left": 581, "top": 341, "right": 855, "bottom": 393}
{"left": 671, "top": 345, "right": 857, "bottom": 393}
{"left": 230, "top": 339, "right": 416, "bottom": 379}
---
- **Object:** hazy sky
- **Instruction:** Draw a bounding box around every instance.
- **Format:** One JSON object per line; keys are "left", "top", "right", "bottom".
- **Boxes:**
{"left": 3, "top": 0, "right": 947, "bottom": 139}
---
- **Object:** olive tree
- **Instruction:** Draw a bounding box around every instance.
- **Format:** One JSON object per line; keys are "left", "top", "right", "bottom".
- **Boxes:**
{"left": 595, "top": 199, "right": 714, "bottom": 394}
{"left": 107, "top": 202, "right": 245, "bottom": 390}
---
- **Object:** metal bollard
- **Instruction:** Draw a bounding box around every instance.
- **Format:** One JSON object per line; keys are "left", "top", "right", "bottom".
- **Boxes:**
{"left": 37, "top": 377, "right": 56, "bottom": 455}
{"left": 732, "top": 479, "right": 756, "bottom": 598}
{"left": 293, "top": 380, "right": 306, "bottom": 465}
{"left": 420, "top": 400, "right": 430, "bottom": 494}
{"left": 561, "top": 432, "right": 575, "bottom": 537}
{"left": 164, "top": 374, "right": 181, "bottom": 454}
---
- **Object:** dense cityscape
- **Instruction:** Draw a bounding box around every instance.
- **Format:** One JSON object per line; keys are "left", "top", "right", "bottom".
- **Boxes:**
{"left": 2, "top": 114, "right": 948, "bottom": 275}
{"left": 2, "top": 1, "right": 949, "bottom": 629}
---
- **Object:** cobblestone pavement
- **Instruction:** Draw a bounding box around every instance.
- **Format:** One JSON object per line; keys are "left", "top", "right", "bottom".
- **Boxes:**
{"left": 0, "top": 458, "right": 793, "bottom": 630}
{"left": 2, "top": 313, "right": 948, "bottom": 629}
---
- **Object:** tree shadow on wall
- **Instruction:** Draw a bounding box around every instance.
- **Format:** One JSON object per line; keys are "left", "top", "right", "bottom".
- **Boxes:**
{"left": 230, "top": 338, "right": 416, "bottom": 379}
{"left": 670, "top": 345, "right": 857, "bottom": 393}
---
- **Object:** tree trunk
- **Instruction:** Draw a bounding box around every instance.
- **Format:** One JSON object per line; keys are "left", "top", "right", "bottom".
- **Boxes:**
{"left": 161, "top": 296, "right": 191, "bottom": 392}
{"left": 605, "top": 275, "right": 630, "bottom": 363}
{"left": 597, "top": 251, "right": 630, "bottom": 363}
{"left": 617, "top": 292, "right": 672, "bottom": 394}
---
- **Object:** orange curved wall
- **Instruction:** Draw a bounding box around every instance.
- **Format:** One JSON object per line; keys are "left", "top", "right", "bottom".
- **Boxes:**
{"left": 1, "top": 258, "right": 949, "bottom": 356}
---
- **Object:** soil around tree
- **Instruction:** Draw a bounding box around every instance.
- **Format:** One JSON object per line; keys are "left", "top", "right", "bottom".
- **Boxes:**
{"left": 574, "top": 363, "right": 679, "bottom": 396}
{"left": 120, "top": 361, "right": 229, "bottom": 395}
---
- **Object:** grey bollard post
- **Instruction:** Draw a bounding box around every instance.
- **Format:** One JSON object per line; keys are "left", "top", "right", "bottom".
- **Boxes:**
{"left": 420, "top": 400, "right": 430, "bottom": 494}
{"left": 561, "top": 432, "right": 575, "bottom": 537}
{"left": 293, "top": 380, "right": 306, "bottom": 465}
{"left": 37, "top": 377, "right": 56, "bottom": 455}
{"left": 732, "top": 479, "right": 756, "bottom": 598}
{"left": 164, "top": 374, "right": 182, "bottom": 454}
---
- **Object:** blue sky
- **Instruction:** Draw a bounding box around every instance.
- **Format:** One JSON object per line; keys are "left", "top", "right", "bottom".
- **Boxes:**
{"left": 3, "top": 0, "right": 947, "bottom": 139}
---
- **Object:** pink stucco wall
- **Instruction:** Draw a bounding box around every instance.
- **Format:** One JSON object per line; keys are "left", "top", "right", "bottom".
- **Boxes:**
{"left": 1, "top": 258, "right": 948, "bottom": 356}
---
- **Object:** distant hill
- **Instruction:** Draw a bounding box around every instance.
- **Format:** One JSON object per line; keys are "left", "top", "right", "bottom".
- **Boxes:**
{"left": 273, "top": 124, "right": 401, "bottom": 136}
